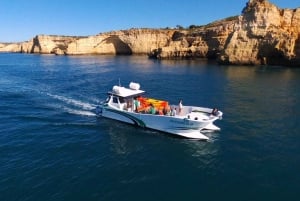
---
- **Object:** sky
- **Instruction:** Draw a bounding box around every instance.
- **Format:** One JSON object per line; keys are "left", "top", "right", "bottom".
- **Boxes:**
{"left": 0, "top": 0, "right": 299, "bottom": 42}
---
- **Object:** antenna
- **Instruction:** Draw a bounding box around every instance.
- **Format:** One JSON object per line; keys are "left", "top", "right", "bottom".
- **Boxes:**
{"left": 118, "top": 78, "right": 121, "bottom": 86}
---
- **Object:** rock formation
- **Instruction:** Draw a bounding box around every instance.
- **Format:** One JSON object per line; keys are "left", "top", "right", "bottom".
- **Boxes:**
{"left": 149, "top": 0, "right": 300, "bottom": 66}
{"left": 0, "top": 43, "right": 22, "bottom": 52}
{"left": 0, "top": 29, "right": 174, "bottom": 56}
{"left": 219, "top": 0, "right": 300, "bottom": 66}
{"left": 65, "top": 29, "right": 174, "bottom": 55}
{"left": 0, "top": 0, "right": 299, "bottom": 66}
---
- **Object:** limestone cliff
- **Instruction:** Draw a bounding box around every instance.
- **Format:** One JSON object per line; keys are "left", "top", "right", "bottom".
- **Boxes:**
{"left": 0, "top": 0, "right": 300, "bottom": 66}
{"left": 19, "top": 35, "right": 81, "bottom": 55}
{"left": 218, "top": 0, "right": 300, "bottom": 66}
{"left": 150, "top": 0, "right": 300, "bottom": 66}
{"left": 0, "top": 43, "right": 22, "bottom": 52}
{"left": 65, "top": 29, "right": 174, "bottom": 55}
{"left": 0, "top": 29, "right": 174, "bottom": 56}
{"left": 148, "top": 19, "right": 237, "bottom": 59}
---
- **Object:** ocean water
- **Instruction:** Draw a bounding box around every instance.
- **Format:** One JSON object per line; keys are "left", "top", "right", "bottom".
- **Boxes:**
{"left": 0, "top": 53, "right": 299, "bottom": 201}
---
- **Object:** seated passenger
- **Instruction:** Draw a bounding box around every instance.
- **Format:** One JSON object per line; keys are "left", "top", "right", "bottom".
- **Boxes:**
{"left": 170, "top": 107, "right": 176, "bottom": 116}
{"left": 149, "top": 104, "right": 156, "bottom": 114}
{"left": 163, "top": 107, "right": 168, "bottom": 115}
{"left": 212, "top": 108, "right": 219, "bottom": 116}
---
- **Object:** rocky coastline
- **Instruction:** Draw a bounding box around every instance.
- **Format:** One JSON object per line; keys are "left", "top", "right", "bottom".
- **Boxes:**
{"left": 1, "top": 0, "right": 300, "bottom": 66}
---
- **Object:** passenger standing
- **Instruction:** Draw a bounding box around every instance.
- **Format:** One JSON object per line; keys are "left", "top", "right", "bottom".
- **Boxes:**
{"left": 178, "top": 100, "right": 183, "bottom": 114}
{"left": 134, "top": 97, "right": 140, "bottom": 112}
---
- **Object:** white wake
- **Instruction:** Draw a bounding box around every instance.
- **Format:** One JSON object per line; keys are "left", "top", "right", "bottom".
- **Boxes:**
{"left": 63, "top": 107, "right": 96, "bottom": 117}
{"left": 46, "top": 93, "right": 98, "bottom": 117}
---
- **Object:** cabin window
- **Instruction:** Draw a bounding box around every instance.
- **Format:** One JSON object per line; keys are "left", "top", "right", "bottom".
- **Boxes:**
{"left": 113, "top": 97, "right": 118, "bottom": 103}
{"left": 105, "top": 96, "right": 111, "bottom": 103}
{"left": 119, "top": 97, "right": 125, "bottom": 103}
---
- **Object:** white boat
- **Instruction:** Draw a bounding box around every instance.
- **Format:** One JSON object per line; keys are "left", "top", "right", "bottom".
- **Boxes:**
{"left": 96, "top": 82, "right": 223, "bottom": 140}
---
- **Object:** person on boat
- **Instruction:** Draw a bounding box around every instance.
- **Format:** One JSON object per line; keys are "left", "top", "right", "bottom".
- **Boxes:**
{"left": 163, "top": 105, "right": 171, "bottom": 115}
{"left": 163, "top": 106, "right": 168, "bottom": 115}
{"left": 149, "top": 104, "right": 156, "bottom": 114}
{"left": 126, "top": 99, "right": 131, "bottom": 110}
{"left": 170, "top": 107, "right": 176, "bottom": 116}
{"left": 133, "top": 97, "right": 140, "bottom": 112}
{"left": 178, "top": 100, "right": 183, "bottom": 114}
{"left": 212, "top": 108, "right": 219, "bottom": 116}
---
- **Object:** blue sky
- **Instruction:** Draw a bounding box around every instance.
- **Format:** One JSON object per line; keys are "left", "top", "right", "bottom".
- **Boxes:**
{"left": 0, "top": 0, "right": 299, "bottom": 42}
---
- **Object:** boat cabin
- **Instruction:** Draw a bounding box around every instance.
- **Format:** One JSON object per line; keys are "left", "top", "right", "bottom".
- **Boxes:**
{"left": 106, "top": 82, "right": 169, "bottom": 114}
{"left": 106, "top": 82, "right": 145, "bottom": 111}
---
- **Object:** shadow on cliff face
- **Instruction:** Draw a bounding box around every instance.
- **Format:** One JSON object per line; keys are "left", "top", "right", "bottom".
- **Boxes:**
{"left": 103, "top": 36, "right": 132, "bottom": 55}
{"left": 31, "top": 36, "right": 42, "bottom": 53}
{"left": 258, "top": 43, "right": 291, "bottom": 66}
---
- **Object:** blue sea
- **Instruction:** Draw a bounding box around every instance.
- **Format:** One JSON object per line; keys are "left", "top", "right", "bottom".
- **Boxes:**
{"left": 0, "top": 53, "right": 299, "bottom": 201}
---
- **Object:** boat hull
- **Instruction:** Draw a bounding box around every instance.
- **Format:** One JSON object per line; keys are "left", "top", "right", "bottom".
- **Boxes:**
{"left": 100, "top": 106, "right": 217, "bottom": 140}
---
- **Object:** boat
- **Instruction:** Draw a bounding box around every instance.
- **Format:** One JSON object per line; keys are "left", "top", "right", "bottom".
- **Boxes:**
{"left": 96, "top": 82, "right": 223, "bottom": 140}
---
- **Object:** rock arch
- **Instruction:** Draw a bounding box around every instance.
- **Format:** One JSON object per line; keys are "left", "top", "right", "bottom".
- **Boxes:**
{"left": 102, "top": 35, "right": 132, "bottom": 55}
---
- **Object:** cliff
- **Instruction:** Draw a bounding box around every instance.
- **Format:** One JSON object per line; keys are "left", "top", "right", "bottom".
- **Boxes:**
{"left": 0, "top": 43, "right": 22, "bottom": 52}
{"left": 0, "top": 0, "right": 300, "bottom": 66}
{"left": 0, "top": 30, "right": 174, "bottom": 56}
{"left": 219, "top": 0, "right": 300, "bottom": 66}
{"left": 149, "top": 0, "right": 300, "bottom": 66}
{"left": 65, "top": 29, "right": 174, "bottom": 55}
